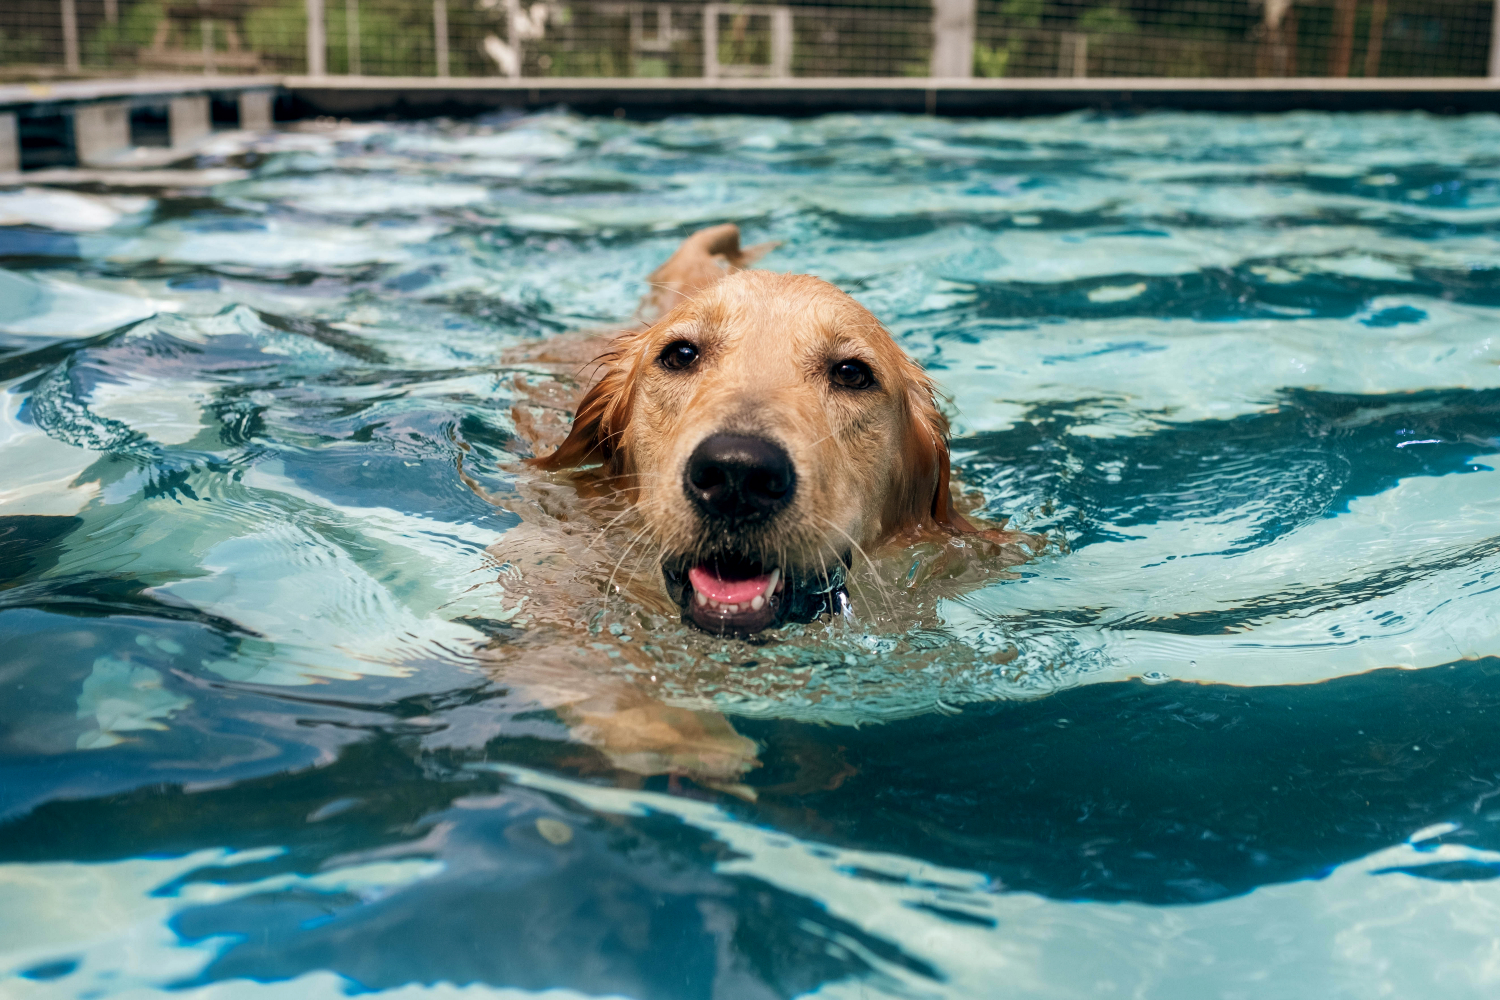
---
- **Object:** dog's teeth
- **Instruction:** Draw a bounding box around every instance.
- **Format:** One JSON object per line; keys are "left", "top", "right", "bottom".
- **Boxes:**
{"left": 696, "top": 591, "right": 707, "bottom": 606}
{"left": 725, "top": 603, "right": 738, "bottom": 613}
{"left": 751, "top": 595, "right": 764, "bottom": 611}
{"left": 763, "top": 568, "right": 781, "bottom": 601}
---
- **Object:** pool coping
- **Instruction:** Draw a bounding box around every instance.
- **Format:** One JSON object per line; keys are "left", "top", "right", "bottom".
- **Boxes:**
{"left": 0, "top": 76, "right": 278, "bottom": 114}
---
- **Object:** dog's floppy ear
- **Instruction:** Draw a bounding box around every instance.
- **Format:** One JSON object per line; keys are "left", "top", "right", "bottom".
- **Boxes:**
{"left": 881, "top": 364, "right": 975, "bottom": 539}
{"left": 528, "top": 345, "right": 637, "bottom": 475}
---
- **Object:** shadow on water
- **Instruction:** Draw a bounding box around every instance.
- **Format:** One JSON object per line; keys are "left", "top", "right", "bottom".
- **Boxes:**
{"left": 739, "top": 659, "right": 1500, "bottom": 905}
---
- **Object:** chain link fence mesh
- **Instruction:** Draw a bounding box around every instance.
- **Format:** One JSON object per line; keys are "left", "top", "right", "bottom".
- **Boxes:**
{"left": 2, "top": 0, "right": 1494, "bottom": 81}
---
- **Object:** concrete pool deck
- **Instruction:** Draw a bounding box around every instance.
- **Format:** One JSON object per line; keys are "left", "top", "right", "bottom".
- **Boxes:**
{"left": 5, "top": 74, "right": 1500, "bottom": 173}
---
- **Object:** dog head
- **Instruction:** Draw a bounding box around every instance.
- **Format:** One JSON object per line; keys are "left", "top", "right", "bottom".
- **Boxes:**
{"left": 532, "top": 270, "right": 971, "bottom": 634}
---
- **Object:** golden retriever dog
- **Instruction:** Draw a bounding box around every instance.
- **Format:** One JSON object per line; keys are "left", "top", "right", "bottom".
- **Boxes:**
{"left": 522, "top": 223, "right": 1026, "bottom": 636}
{"left": 463, "top": 223, "right": 1037, "bottom": 791}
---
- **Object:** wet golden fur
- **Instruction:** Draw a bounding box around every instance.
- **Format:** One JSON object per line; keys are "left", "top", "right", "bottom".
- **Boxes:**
{"left": 531, "top": 235, "right": 981, "bottom": 589}
{"left": 466, "top": 224, "right": 1037, "bottom": 795}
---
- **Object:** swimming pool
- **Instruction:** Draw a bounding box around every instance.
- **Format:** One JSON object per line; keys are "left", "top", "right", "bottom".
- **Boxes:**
{"left": 5, "top": 108, "right": 1500, "bottom": 998}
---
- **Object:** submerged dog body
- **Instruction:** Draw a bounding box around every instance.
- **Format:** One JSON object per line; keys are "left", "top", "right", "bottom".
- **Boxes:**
{"left": 467, "top": 225, "right": 1037, "bottom": 789}
{"left": 531, "top": 260, "right": 986, "bottom": 635}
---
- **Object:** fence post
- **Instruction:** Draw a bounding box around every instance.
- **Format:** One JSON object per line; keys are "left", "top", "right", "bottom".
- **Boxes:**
{"left": 930, "top": 0, "right": 975, "bottom": 77}
{"left": 434, "top": 0, "right": 450, "bottom": 77}
{"left": 1491, "top": 0, "right": 1500, "bottom": 77}
{"left": 702, "top": 4, "right": 720, "bottom": 78}
{"left": 770, "top": 6, "right": 793, "bottom": 77}
{"left": 307, "top": 0, "right": 326, "bottom": 75}
{"left": 1058, "top": 31, "right": 1087, "bottom": 77}
{"left": 60, "top": 0, "right": 80, "bottom": 74}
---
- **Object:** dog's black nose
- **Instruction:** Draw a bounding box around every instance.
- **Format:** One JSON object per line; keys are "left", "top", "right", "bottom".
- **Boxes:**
{"left": 685, "top": 434, "right": 796, "bottom": 522}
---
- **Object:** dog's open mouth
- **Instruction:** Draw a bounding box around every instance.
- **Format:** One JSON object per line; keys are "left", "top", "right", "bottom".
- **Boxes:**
{"left": 663, "top": 554, "right": 848, "bottom": 636}
{"left": 686, "top": 560, "right": 784, "bottom": 632}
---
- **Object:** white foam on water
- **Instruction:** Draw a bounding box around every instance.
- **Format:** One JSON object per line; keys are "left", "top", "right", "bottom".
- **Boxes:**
{"left": 0, "top": 189, "right": 150, "bottom": 233}
{"left": 231, "top": 176, "right": 496, "bottom": 217}
{"left": 108, "top": 220, "right": 447, "bottom": 270}
{"left": 390, "top": 126, "right": 579, "bottom": 161}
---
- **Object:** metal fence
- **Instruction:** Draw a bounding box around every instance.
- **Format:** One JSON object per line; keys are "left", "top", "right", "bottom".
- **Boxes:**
{"left": 2, "top": 0, "right": 1495, "bottom": 81}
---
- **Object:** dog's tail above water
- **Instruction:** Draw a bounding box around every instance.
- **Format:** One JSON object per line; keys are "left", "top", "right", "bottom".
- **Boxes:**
{"left": 641, "top": 223, "right": 778, "bottom": 319}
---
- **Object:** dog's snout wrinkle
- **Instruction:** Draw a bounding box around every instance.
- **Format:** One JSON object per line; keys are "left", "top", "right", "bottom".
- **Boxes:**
{"left": 685, "top": 433, "right": 796, "bottom": 522}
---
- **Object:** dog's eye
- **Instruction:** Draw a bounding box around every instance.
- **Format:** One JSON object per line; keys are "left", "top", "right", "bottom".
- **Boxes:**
{"left": 658, "top": 340, "right": 699, "bottom": 371}
{"left": 829, "top": 359, "right": 876, "bottom": 390}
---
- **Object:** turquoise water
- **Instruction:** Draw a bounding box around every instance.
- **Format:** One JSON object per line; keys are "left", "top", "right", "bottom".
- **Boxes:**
{"left": 5, "top": 110, "right": 1500, "bottom": 997}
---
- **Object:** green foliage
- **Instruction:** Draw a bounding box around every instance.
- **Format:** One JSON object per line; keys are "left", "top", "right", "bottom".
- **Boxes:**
{"left": 84, "top": 0, "right": 164, "bottom": 64}
{"left": 244, "top": 0, "right": 309, "bottom": 64}
{"left": 973, "top": 41, "right": 1013, "bottom": 76}
{"left": 242, "top": 0, "right": 435, "bottom": 74}
{"left": 326, "top": 0, "right": 434, "bottom": 74}
{"left": 632, "top": 56, "right": 669, "bottom": 77}
{"left": 534, "top": 45, "right": 623, "bottom": 77}
{"left": 717, "top": 14, "right": 772, "bottom": 70}
{"left": 1078, "top": 4, "right": 1139, "bottom": 35}
{"left": 998, "top": 0, "right": 1043, "bottom": 28}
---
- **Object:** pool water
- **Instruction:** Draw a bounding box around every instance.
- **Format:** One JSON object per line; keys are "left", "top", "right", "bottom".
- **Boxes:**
{"left": 5, "top": 109, "right": 1500, "bottom": 998}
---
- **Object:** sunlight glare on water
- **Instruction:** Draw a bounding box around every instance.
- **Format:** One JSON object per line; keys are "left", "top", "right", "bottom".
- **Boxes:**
{"left": 5, "top": 110, "right": 1500, "bottom": 998}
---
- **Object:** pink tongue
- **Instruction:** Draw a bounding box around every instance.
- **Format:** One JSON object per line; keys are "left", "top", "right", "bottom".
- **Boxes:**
{"left": 689, "top": 565, "right": 771, "bottom": 605}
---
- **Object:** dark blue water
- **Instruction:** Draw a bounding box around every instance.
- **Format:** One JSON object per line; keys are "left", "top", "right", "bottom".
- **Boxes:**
{"left": 5, "top": 111, "right": 1500, "bottom": 998}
